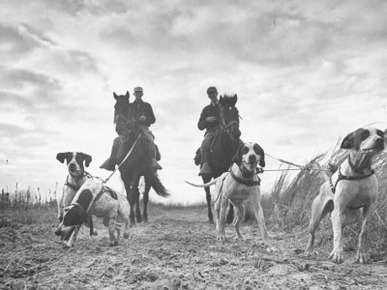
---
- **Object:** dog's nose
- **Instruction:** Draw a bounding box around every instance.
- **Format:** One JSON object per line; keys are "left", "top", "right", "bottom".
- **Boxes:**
{"left": 69, "top": 163, "right": 77, "bottom": 172}
{"left": 248, "top": 154, "right": 257, "bottom": 163}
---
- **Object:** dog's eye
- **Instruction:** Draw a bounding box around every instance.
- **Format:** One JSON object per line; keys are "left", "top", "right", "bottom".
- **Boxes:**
{"left": 253, "top": 144, "right": 261, "bottom": 155}
{"left": 242, "top": 146, "right": 249, "bottom": 154}
{"left": 361, "top": 130, "right": 370, "bottom": 140}
{"left": 376, "top": 130, "right": 384, "bottom": 137}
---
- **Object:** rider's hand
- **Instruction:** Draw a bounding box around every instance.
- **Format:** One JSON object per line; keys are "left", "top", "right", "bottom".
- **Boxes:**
{"left": 139, "top": 116, "right": 147, "bottom": 122}
{"left": 205, "top": 116, "right": 217, "bottom": 123}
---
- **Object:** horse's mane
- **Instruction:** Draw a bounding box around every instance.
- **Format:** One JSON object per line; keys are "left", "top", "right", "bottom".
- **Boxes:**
{"left": 219, "top": 94, "right": 238, "bottom": 106}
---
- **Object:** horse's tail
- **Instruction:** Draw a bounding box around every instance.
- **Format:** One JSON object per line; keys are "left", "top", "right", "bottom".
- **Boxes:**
{"left": 150, "top": 173, "right": 169, "bottom": 197}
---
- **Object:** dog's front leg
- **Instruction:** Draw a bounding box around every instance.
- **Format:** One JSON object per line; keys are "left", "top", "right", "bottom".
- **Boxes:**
{"left": 64, "top": 225, "right": 81, "bottom": 248}
{"left": 356, "top": 205, "right": 373, "bottom": 264}
{"left": 329, "top": 208, "right": 345, "bottom": 263}
{"left": 253, "top": 199, "right": 270, "bottom": 245}
{"left": 233, "top": 203, "right": 244, "bottom": 240}
{"left": 216, "top": 196, "right": 228, "bottom": 242}
{"left": 108, "top": 216, "right": 118, "bottom": 247}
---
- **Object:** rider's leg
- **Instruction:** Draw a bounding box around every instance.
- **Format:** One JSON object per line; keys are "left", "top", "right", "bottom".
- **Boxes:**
{"left": 141, "top": 127, "right": 162, "bottom": 171}
{"left": 100, "top": 136, "right": 124, "bottom": 171}
{"left": 199, "top": 132, "right": 213, "bottom": 176}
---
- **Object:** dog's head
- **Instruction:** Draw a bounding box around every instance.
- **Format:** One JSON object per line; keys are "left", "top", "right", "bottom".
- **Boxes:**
{"left": 56, "top": 152, "right": 92, "bottom": 177}
{"left": 232, "top": 142, "right": 265, "bottom": 172}
{"left": 341, "top": 128, "right": 384, "bottom": 153}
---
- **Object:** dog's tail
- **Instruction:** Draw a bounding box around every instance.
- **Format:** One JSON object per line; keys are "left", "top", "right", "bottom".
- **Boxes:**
{"left": 185, "top": 179, "right": 217, "bottom": 188}
{"left": 150, "top": 173, "right": 169, "bottom": 197}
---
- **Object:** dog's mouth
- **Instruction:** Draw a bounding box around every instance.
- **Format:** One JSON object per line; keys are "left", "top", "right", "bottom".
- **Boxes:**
{"left": 69, "top": 169, "right": 84, "bottom": 178}
{"left": 242, "top": 161, "right": 258, "bottom": 172}
{"left": 60, "top": 226, "right": 76, "bottom": 241}
{"left": 360, "top": 147, "right": 383, "bottom": 153}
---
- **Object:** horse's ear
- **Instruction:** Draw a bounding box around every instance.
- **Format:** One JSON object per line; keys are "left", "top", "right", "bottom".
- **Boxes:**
{"left": 232, "top": 145, "right": 243, "bottom": 165}
{"left": 113, "top": 92, "right": 118, "bottom": 100}
{"left": 125, "top": 91, "right": 130, "bottom": 100}
{"left": 79, "top": 153, "right": 92, "bottom": 167}
{"left": 233, "top": 94, "right": 238, "bottom": 105}
{"left": 56, "top": 152, "right": 70, "bottom": 164}
{"left": 219, "top": 95, "right": 223, "bottom": 104}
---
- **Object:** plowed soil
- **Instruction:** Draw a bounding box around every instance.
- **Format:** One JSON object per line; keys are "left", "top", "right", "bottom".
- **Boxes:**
{"left": 1, "top": 205, "right": 387, "bottom": 289}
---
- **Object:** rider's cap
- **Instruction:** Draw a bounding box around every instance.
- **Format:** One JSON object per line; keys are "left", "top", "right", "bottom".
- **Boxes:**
{"left": 207, "top": 86, "right": 217, "bottom": 93}
{"left": 134, "top": 86, "right": 143, "bottom": 93}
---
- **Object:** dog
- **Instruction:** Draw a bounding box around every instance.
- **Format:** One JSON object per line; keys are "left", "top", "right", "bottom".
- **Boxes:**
{"left": 305, "top": 127, "right": 385, "bottom": 263}
{"left": 187, "top": 142, "right": 271, "bottom": 246}
{"left": 57, "top": 178, "right": 130, "bottom": 247}
{"left": 55, "top": 152, "right": 95, "bottom": 237}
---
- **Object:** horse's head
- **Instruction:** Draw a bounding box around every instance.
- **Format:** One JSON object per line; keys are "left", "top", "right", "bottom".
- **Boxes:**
{"left": 219, "top": 94, "right": 241, "bottom": 140}
{"left": 113, "top": 91, "right": 131, "bottom": 136}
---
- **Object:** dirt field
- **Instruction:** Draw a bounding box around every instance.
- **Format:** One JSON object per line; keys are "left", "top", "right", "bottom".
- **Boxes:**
{"left": 1, "top": 205, "right": 387, "bottom": 290}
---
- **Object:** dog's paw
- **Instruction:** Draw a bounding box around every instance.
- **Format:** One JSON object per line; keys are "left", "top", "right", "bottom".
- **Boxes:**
{"left": 110, "top": 241, "right": 119, "bottom": 247}
{"left": 63, "top": 241, "right": 72, "bottom": 248}
{"left": 329, "top": 249, "right": 344, "bottom": 264}
{"left": 216, "top": 234, "right": 226, "bottom": 243}
{"left": 304, "top": 248, "right": 318, "bottom": 257}
{"left": 266, "top": 245, "right": 278, "bottom": 253}
{"left": 356, "top": 250, "right": 369, "bottom": 264}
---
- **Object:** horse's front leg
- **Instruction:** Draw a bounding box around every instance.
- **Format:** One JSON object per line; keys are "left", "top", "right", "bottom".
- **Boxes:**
{"left": 143, "top": 174, "right": 151, "bottom": 223}
{"left": 202, "top": 175, "right": 213, "bottom": 224}
{"left": 129, "top": 173, "right": 142, "bottom": 224}
{"left": 134, "top": 187, "right": 142, "bottom": 223}
{"left": 123, "top": 176, "right": 136, "bottom": 226}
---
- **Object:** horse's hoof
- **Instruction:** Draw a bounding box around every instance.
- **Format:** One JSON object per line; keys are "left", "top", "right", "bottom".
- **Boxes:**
{"left": 110, "top": 241, "right": 119, "bottom": 247}
{"left": 123, "top": 233, "right": 129, "bottom": 239}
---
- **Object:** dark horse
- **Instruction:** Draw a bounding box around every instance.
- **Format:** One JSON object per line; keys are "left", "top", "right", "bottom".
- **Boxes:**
{"left": 200, "top": 94, "right": 241, "bottom": 223}
{"left": 113, "top": 92, "right": 169, "bottom": 225}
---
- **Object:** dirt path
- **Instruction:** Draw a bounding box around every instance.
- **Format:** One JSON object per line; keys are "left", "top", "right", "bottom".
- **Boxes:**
{"left": 1, "top": 206, "right": 387, "bottom": 289}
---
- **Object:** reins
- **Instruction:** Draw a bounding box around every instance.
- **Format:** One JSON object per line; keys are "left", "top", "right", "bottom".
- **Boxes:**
{"left": 102, "top": 133, "right": 142, "bottom": 184}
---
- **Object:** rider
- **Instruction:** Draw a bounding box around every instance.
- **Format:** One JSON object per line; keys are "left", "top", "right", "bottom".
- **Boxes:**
{"left": 197, "top": 86, "right": 220, "bottom": 176}
{"left": 131, "top": 86, "right": 162, "bottom": 171}
{"left": 100, "top": 86, "right": 162, "bottom": 172}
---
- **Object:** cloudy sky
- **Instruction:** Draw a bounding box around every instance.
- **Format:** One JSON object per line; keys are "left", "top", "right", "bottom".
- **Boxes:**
{"left": 1, "top": 0, "right": 386, "bottom": 204}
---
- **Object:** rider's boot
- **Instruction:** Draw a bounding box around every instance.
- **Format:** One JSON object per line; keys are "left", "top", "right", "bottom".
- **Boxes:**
{"left": 151, "top": 158, "right": 162, "bottom": 171}
{"left": 100, "top": 158, "right": 115, "bottom": 171}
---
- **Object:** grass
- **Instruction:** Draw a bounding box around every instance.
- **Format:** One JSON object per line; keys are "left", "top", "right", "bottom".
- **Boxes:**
{"left": 264, "top": 147, "right": 387, "bottom": 256}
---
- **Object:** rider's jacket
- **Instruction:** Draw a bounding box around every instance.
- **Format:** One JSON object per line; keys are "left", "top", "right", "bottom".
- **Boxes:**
{"left": 197, "top": 102, "right": 220, "bottom": 133}
{"left": 131, "top": 100, "right": 156, "bottom": 127}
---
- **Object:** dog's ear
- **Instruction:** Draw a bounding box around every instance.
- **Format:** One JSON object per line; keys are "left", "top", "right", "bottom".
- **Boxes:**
{"left": 113, "top": 92, "right": 118, "bottom": 100}
{"left": 79, "top": 153, "right": 92, "bottom": 167}
{"left": 341, "top": 129, "right": 365, "bottom": 149}
{"left": 341, "top": 131, "right": 355, "bottom": 149}
{"left": 232, "top": 145, "right": 243, "bottom": 165}
{"left": 56, "top": 152, "right": 71, "bottom": 164}
{"left": 254, "top": 143, "right": 265, "bottom": 167}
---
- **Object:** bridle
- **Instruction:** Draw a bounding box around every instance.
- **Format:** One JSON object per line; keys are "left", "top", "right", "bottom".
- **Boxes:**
{"left": 219, "top": 105, "right": 240, "bottom": 140}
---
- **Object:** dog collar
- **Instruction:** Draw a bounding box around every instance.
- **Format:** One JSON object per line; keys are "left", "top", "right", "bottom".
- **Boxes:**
{"left": 329, "top": 166, "right": 375, "bottom": 194}
{"left": 230, "top": 170, "right": 261, "bottom": 186}
{"left": 65, "top": 172, "right": 91, "bottom": 191}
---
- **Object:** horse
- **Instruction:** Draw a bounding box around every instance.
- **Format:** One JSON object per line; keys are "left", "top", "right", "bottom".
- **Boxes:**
{"left": 113, "top": 92, "right": 169, "bottom": 225}
{"left": 200, "top": 94, "right": 241, "bottom": 223}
